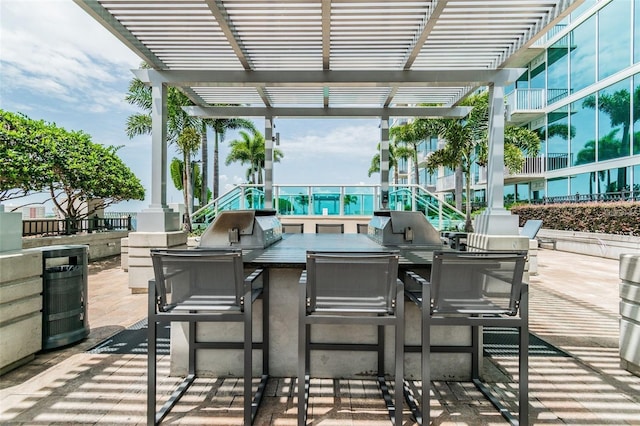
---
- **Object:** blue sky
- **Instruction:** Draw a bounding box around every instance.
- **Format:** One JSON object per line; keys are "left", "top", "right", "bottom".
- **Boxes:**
{"left": 0, "top": 0, "right": 381, "bottom": 213}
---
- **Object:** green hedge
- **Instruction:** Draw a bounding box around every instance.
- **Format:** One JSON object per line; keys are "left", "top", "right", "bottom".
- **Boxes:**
{"left": 511, "top": 202, "right": 640, "bottom": 236}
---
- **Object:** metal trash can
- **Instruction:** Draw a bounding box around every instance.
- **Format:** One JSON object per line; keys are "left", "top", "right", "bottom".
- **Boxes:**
{"left": 41, "top": 245, "right": 89, "bottom": 350}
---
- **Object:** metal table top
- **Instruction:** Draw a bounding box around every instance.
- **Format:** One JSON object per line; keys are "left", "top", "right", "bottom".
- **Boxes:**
{"left": 243, "top": 233, "right": 442, "bottom": 267}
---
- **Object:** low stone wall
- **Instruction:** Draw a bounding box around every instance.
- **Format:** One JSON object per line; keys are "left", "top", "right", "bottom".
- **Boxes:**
{"left": 0, "top": 249, "right": 43, "bottom": 375}
{"left": 537, "top": 229, "right": 640, "bottom": 260}
{"left": 22, "top": 231, "right": 128, "bottom": 261}
{"left": 620, "top": 254, "right": 640, "bottom": 377}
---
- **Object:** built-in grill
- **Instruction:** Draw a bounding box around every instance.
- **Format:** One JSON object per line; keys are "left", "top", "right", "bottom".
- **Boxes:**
{"left": 367, "top": 210, "right": 442, "bottom": 246}
{"left": 199, "top": 209, "right": 282, "bottom": 249}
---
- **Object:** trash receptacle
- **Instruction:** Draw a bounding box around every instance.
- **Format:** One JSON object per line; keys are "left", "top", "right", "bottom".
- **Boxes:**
{"left": 41, "top": 245, "right": 89, "bottom": 350}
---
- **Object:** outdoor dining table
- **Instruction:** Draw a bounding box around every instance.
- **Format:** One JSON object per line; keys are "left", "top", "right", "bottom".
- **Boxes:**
{"left": 169, "top": 233, "right": 472, "bottom": 380}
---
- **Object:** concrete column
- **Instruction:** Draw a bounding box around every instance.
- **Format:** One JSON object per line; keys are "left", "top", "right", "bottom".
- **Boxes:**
{"left": 136, "top": 82, "right": 180, "bottom": 232}
{"left": 0, "top": 205, "right": 22, "bottom": 253}
{"left": 0, "top": 249, "right": 42, "bottom": 374}
{"left": 620, "top": 254, "right": 640, "bottom": 376}
{"left": 380, "top": 116, "right": 390, "bottom": 210}
{"left": 264, "top": 117, "right": 274, "bottom": 209}
{"left": 474, "top": 84, "right": 519, "bottom": 235}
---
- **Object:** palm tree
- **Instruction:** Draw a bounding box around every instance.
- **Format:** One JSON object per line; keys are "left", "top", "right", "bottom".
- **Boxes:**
{"left": 389, "top": 119, "right": 442, "bottom": 187}
{"left": 176, "top": 127, "right": 201, "bottom": 231}
{"left": 207, "top": 119, "right": 257, "bottom": 200}
{"left": 394, "top": 91, "right": 540, "bottom": 232}
{"left": 225, "top": 130, "right": 283, "bottom": 185}
{"left": 368, "top": 141, "right": 414, "bottom": 184}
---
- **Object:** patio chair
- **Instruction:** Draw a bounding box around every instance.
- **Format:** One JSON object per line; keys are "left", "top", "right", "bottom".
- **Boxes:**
{"left": 283, "top": 223, "right": 304, "bottom": 233}
{"left": 404, "top": 251, "right": 528, "bottom": 426}
{"left": 298, "top": 251, "right": 404, "bottom": 425}
{"left": 315, "top": 223, "right": 344, "bottom": 233}
{"left": 148, "top": 248, "right": 269, "bottom": 426}
{"left": 357, "top": 223, "right": 369, "bottom": 234}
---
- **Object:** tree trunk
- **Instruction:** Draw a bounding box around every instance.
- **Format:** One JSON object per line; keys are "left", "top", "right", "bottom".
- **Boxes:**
{"left": 413, "top": 148, "right": 420, "bottom": 186}
{"left": 464, "top": 168, "right": 474, "bottom": 232}
{"left": 213, "top": 131, "right": 220, "bottom": 200}
{"left": 454, "top": 166, "right": 463, "bottom": 211}
{"left": 183, "top": 154, "right": 192, "bottom": 232}
{"left": 200, "top": 122, "right": 208, "bottom": 207}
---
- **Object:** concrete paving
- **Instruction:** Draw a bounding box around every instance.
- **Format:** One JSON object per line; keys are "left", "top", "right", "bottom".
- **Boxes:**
{"left": 1, "top": 248, "right": 639, "bottom": 425}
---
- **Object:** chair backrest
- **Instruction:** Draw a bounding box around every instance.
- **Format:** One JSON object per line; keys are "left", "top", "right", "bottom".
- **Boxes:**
{"left": 283, "top": 223, "right": 304, "bottom": 234}
{"left": 520, "top": 219, "right": 543, "bottom": 239}
{"left": 315, "top": 223, "right": 344, "bottom": 234}
{"left": 357, "top": 223, "right": 369, "bottom": 234}
{"left": 150, "top": 248, "right": 244, "bottom": 311}
{"left": 430, "top": 251, "right": 527, "bottom": 315}
{"left": 305, "top": 251, "right": 399, "bottom": 314}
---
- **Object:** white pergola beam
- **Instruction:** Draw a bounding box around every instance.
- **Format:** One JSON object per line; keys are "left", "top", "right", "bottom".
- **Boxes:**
{"left": 132, "top": 69, "right": 526, "bottom": 88}
{"left": 183, "top": 106, "right": 472, "bottom": 119}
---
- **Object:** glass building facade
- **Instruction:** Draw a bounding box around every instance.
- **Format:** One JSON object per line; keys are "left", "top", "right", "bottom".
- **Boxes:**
{"left": 417, "top": 0, "right": 639, "bottom": 204}
{"left": 506, "top": 0, "right": 640, "bottom": 201}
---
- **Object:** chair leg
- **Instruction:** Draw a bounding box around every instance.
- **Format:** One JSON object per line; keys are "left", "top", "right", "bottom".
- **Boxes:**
{"left": 395, "top": 311, "right": 404, "bottom": 425}
{"left": 519, "top": 326, "right": 529, "bottom": 426}
{"left": 422, "top": 290, "right": 431, "bottom": 425}
{"left": 297, "top": 321, "right": 308, "bottom": 425}
{"left": 147, "top": 317, "right": 157, "bottom": 426}
{"left": 245, "top": 296, "right": 253, "bottom": 426}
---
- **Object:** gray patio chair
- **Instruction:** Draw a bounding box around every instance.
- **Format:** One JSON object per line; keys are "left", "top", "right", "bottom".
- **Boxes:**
{"left": 315, "top": 223, "right": 344, "bottom": 233}
{"left": 298, "top": 251, "right": 404, "bottom": 426}
{"left": 283, "top": 223, "right": 304, "bottom": 233}
{"left": 357, "top": 223, "right": 369, "bottom": 234}
{"left": 148, "top": 248, "right": 269, "bottom": 426}
{"left": 404, "top": 251, "right": 528, "bottom": 426}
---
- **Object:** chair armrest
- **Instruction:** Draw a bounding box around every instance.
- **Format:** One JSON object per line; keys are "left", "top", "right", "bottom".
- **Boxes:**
{"left": 299, "top": 270, "right": 307, "bottom": 285}
{"left": 244, "top": 268, "right": 264, "bottom": 285}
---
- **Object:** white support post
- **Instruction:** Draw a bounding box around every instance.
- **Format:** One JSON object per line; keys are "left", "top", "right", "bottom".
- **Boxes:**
{"left": 264, "top": 117, "right": 274, "bottom": 209}
{"left": 474, "top": 84, "right": 519, "bottom": 235}
{"left": 380, "top": 116, "right": 390, "bottom": 210}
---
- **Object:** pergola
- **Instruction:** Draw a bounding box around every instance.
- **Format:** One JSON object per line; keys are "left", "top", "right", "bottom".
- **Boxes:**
{"left": 74, "top": 0, "right": 581, "bottom": 234}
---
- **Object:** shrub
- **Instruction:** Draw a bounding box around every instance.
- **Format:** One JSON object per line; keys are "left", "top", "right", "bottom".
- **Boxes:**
{"left": 511, "top": 202, "right": 640, "bottom": 236}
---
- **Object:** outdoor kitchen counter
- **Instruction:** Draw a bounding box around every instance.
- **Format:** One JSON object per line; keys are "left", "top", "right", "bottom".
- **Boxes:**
{"left": 170, "top": 233, "right": 471, "bottom": 379}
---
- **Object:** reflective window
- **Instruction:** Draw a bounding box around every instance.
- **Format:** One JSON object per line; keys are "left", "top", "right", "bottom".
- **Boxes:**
{"left": 547, "top": 177, "right": 568, "bottom": 197}
{"left": 570, "top": 15, "right": 596, "bottom": 93}
{"left": 570, "top": 172, "right": 596, "bottom": 195}
{"left": 598, "top": 166, "right": 630, "bottom": 193}
{"left": 546, "top": 107, "right": 570, "bottom": 170}
{"left": 634, "top": 165, "right": 640, "bottom": 192}
{"left": 547, "top": 39, "right": 569, "bottom": 104}
{"left": 595, "top": 78, "right": 632, "bottom": 161}
{"left": 571, "top": 0, "right": 596, "bottom": 22}
{"left": 635, "top": 0, "right": 640, "bottom": 63}
{"left": 530, "top": 63, "right": 545, "bottom": 89}
{"left": 598, "top": 0, "right": 631, "bottom": 80}
{"left": 635, "top": 74, "right": 640, "bottom": 155}
{"left": 570, "top": 98, "right": 596, "bottom": 166}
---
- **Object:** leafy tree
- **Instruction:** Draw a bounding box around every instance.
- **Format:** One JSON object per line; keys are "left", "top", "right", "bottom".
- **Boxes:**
{"left": 0, "top": 109, "right": 144, "bottom": 219}
{"left": 225, "top": 130, "right": 283, "bottom": 185}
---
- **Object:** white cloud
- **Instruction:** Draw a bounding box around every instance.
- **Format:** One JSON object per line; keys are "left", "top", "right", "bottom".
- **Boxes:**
{"left": 282, "top": 124, "right": 380, "bottom": 160}
{"left": 0, "top": 0, "right": 140, "bottom": 111}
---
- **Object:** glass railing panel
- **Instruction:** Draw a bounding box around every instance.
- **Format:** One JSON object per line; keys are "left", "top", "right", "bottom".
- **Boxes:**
{"left": 277, "top": 186, "right": 311, "bottom": 215}
{"left": 311, "top": 186, "right": 341, "bottom": 215}
{"left": 344, "top": 186, "right": 376, "bottom": 215}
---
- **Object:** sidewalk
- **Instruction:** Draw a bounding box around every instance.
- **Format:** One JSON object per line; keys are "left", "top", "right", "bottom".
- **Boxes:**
{"left": 1, "top": 249, "right": 639, "bottom": 425}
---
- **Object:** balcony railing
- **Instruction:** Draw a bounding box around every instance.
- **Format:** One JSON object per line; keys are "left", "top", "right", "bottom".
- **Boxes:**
{"left": 22, "top": 216, "right": 133, "bottom": 237}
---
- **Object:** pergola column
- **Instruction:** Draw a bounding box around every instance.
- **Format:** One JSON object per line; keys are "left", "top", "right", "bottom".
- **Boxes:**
{"left": 474, "top": 84, "right": 519, "bottom": 235}
{"left": 136, "top": 82, "right": 180, "bottom": 232}
{"left": 380, "top": 116, "right": 390, "bottom": 210}
{"left": 264, "top": 117, "right": 274, "bottom": 209}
